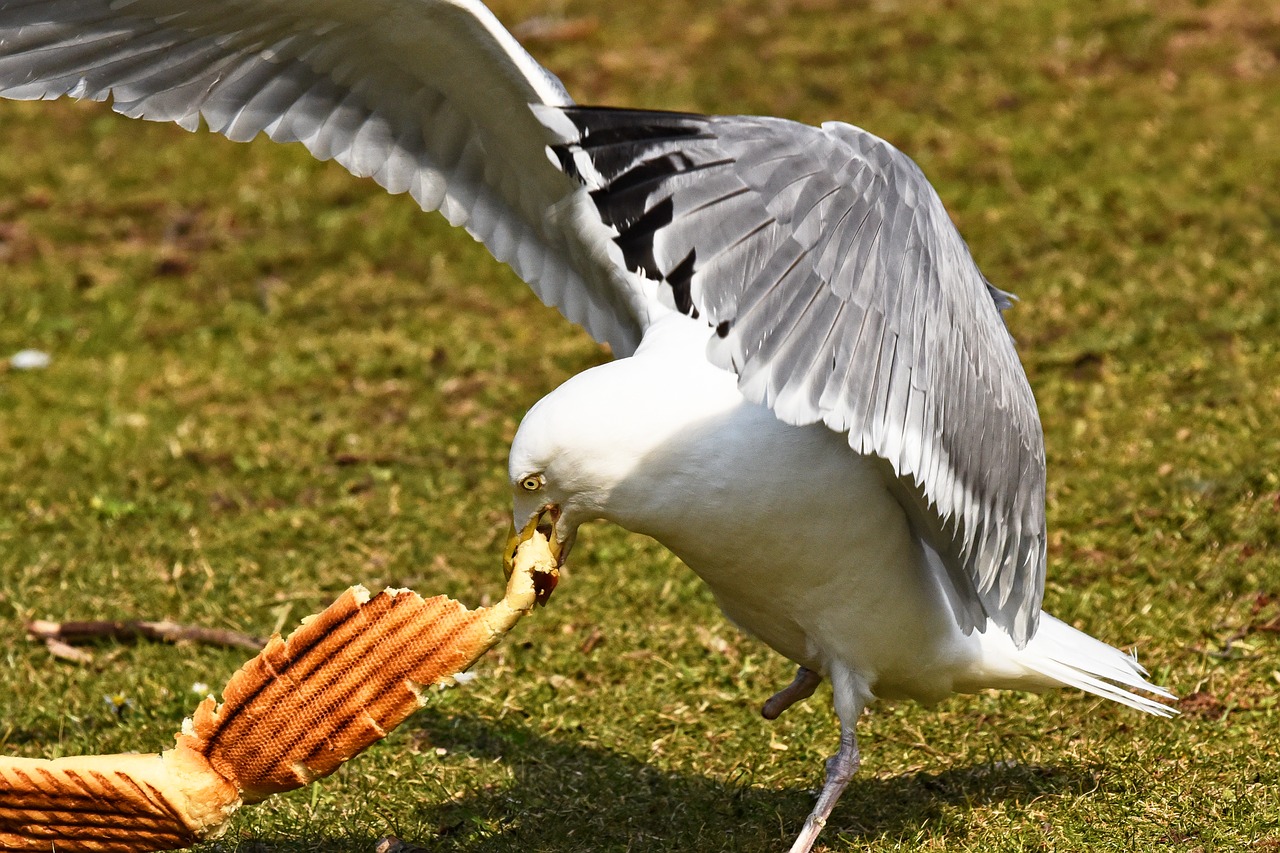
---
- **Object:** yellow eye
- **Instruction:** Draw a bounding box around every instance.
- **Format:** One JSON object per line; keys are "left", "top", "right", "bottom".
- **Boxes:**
{"left": 520, "top": 475, "right": 544, "bottom": 492}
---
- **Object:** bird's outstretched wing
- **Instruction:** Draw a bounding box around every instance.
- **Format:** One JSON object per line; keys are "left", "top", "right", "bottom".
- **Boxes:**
{"left": 542, "top": 107, "right": 1047, "bottom": 645}
{"left": 0, "top": 2, "right": 1046, "bottom": 644}
{"left": 0, "top": 0, "right": 655, "bottom": 354}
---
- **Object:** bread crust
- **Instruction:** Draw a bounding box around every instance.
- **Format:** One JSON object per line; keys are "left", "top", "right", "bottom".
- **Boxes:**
{"left": 0, "top": 530, "right": 554, "bottom": 852}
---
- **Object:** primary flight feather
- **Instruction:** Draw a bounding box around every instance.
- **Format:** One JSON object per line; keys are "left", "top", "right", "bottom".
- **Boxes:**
{"left": 0, "top": 2, "right": 1174, "bottom": 850}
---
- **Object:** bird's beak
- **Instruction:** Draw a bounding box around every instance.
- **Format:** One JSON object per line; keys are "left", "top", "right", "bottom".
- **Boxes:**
{"left": 504, "top": 504, "right": 567, "bottom": 606}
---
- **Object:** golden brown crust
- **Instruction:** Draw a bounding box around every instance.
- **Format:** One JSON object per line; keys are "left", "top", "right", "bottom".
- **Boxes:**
{"left": 0, "top": 531, "right": 554, "bottom": 852}
{"left": 179, "top": 587, "right": 507, "bottom": 802}
{"left": 0, "top": 750, "right": 236, "bottom": 852}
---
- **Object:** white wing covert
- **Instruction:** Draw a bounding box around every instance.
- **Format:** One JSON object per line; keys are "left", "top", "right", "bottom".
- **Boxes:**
{"left": 0, "top": 0, "right": 652, "bottom": 354}
{"left": 543, "top": 107, "right": 1047, "bottom": 646}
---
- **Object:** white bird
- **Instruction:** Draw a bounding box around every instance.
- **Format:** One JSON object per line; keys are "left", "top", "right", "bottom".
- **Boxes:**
{"left": 0, "top": 1, "right": 1175, "bottom": 850}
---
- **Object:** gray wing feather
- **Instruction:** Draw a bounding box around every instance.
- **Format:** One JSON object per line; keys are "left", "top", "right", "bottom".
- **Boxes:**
{"left": 0, "top": 0, "right": 1048, "bottom": 642}
{"left": 546, "top": 107, "right": 1046, "bottom": 645}
{"left": 0, "top": 0, "right": 651, "bottom": 355}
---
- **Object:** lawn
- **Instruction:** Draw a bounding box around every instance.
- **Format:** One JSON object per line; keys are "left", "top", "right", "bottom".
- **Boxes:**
{"left": 1, "top": 0, "right": 1278, "bottom": 850}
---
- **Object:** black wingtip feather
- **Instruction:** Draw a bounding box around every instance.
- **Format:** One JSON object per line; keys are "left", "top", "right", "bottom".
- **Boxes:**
{"left": 559, "top": 106, "right": 713, "bottom": 146}
{"left": 613, "top": 196, "right": 674, "bottom": 279}
{"left": 667, "top": 249, "right": 697, "bottom": 315}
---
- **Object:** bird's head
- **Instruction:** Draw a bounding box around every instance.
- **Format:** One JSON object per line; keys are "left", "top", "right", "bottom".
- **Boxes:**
{"left": 502, "top": 388, "right": 606, "bottom": 606}
{"left": 503, "top": 370, "right": 655, "bottom": 603}
{"left": 505, "top": 443, "right": 607, "bottom": 604}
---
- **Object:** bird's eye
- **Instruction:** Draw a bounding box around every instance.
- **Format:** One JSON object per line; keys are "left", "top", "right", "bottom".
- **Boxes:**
{"left": 520, "top": 475, "right": 544, "bottom": 492}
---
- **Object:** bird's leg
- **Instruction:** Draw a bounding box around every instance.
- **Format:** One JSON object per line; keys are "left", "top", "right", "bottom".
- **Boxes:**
{"left": 786, "top": 717, "right": 860, "bottom": 853}
{"left": 761, "top": 666, "right": 821, "bottom": 720}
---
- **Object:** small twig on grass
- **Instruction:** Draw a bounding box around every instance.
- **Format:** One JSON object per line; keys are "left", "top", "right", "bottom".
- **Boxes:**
{"left": 1187, "top": 595, "right": 1280, "bottom": 661}
{"left": 40, "top": 636, "right": 96, "bottom": 665}
{"left": 1187, "top": 627, "right": 1264, "bottom": 661}
{"left": 26, "top": 619, "right": 266, "bottom": 661}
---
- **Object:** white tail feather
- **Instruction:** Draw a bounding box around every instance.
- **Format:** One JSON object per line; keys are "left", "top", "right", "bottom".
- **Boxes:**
{"left": 1015, "top": 613, "right": 1177, "bottom": 717}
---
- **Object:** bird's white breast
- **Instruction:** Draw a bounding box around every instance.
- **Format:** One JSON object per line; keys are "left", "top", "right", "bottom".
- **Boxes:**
{"left": 559, "top": 317, "right": 983, "bottom": 700}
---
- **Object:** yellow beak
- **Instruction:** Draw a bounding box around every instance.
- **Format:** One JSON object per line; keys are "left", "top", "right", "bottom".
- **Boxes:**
{"left": 503, "top": 505, "right": 564, "bottom": 605}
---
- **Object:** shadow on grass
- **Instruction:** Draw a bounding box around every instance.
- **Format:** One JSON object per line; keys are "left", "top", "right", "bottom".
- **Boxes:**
{"left": 226, "top": 707, "right": 1100, "bottom": 852}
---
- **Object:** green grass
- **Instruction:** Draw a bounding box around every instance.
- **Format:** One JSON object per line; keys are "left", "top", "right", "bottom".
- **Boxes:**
{"left": 2, "top": 0, "right": 1278, "bottom": 850}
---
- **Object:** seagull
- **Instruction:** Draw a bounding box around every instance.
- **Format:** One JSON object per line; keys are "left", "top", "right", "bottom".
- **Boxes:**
{"left": 0, "top": 1, "right": 1175, "bottom": 850}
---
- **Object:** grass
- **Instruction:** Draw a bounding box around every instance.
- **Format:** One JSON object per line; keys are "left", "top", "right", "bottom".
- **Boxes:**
{"left": 1, "top": 0, "right": 1278, "bottom": 850}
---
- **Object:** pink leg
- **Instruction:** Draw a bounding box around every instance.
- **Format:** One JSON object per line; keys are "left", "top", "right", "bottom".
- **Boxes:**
{"left": 761, "top": 666, "right": 821, "bottom": 720}
{"left": 786, "top": 721, "right": 860, "bottom": 853}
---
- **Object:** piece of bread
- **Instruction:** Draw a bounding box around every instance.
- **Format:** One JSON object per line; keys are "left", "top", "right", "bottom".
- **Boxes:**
{"left": 0, "top": 529, "right": 555, "bottom": 852}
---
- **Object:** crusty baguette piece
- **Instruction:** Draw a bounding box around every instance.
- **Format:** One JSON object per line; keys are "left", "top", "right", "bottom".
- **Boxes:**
{"left": 0, "top": 749, "right": 238, "bottom": 852}
{"left": 0, "top": 528, "right": 554, "bottom": 852}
